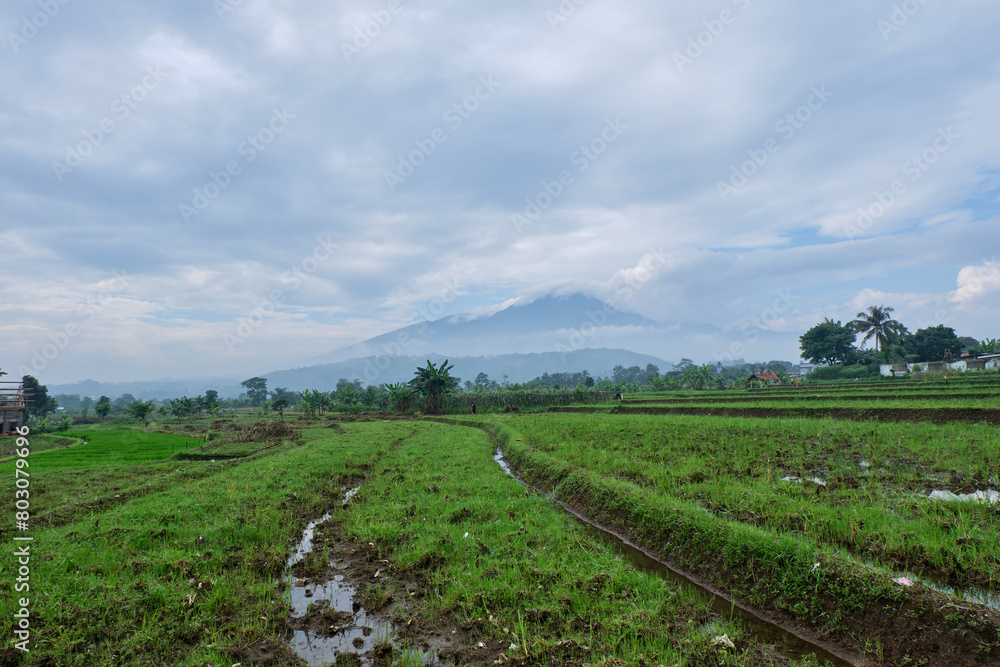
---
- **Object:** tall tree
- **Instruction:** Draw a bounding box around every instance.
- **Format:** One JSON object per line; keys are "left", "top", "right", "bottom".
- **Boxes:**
{"left": 126, "top": 401, "right": 155, "bottom": 426}
{"left": 22, "top": 375, "right": 57, "bottom": 420}
{"left": 241, "top": 377, "right": 268, "bottom": 406}
{"left": 849, "top": 306, "right": 904, "bottom": 364}
{"left": 95, "top": 396, "right": 112, "bottom": 421}
{"left": 908, "top": 325, "right": 962, "bottom": 362}
{"left": 799, "top": 319, "right": 856, "bottom": 366}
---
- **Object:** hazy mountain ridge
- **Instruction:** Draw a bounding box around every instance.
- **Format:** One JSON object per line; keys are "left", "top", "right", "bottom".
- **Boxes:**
{"left": 301, "top": 293, "right": 659, "bottom": 366}
{"left": 48, "top": 348, "right": 672, "bottom": 399}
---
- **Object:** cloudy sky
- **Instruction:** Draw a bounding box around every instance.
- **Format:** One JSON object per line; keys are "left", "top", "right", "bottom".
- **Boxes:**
{"left": 2, "top": 0, "right": 999, "bottom": 384}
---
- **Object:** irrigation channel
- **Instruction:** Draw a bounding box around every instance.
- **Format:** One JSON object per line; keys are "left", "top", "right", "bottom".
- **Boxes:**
{"left": 284, "top": 485, "right": 439, "bottom": 666}
{"left": 489, "top": 450, "right": 861, "bottom": 667}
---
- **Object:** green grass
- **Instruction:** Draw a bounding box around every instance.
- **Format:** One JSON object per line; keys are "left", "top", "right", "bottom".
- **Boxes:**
{"left": 450, "top": 413, "right": 1000, "bottom": 663}
{"left": 0, "top": 434, "right": 86, "bottom": 459}
{"left": 0, "top": 430, "right": 203, "bottom": 471}
{"left": 476, "top": 413, "right": 1000, "bottom": 586}
{"left": 0, "top": 421, "right": 810, "bottom": 666}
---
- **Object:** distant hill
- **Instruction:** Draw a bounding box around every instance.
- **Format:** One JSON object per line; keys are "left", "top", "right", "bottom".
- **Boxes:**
{"left": 265, "top": 348, "right": 673, "bottom": 391}
{"left": 47, "top": 348, "right": 670, "bottom": 399}
{"left": 48, "top": 377, "right": 245, "bottom": 402}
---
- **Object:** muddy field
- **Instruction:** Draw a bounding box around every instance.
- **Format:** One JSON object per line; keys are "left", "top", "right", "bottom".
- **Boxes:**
{"left": 3, "top": 381, "right": 1000, "bottom": 666}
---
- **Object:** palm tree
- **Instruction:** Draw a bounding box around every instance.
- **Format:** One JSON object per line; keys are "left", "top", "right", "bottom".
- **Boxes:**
{"left": 317, "top": 391, "right": 332, "bottom": 415}
{"left": 409, "top": 360, "right": 459, "bottom": 413}
{"left": 969, "top": 339, "right": 997, "bottom": 356}
{"left": 849, "top": 305, "right": 903, "bottom": 365}
{"left": 179, "top": 396, "right": 195, "bottom": 421}
{"left": 168, "top": 399, "right": 186, "bottom": 423}
{"left": 336, "top": 385, "right": 356, "bottom": 408}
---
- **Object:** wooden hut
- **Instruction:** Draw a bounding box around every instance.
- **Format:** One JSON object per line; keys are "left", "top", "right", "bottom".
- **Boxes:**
{"left": 0, "top": 381, "right": 29, "bottom": 435}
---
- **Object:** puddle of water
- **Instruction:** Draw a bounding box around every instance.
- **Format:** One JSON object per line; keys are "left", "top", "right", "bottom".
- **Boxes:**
{"left": 493, "top": 449, "right": 513, "bottom": 477}
{"left": 780, "top": 475, "right": 827, "bottom": 486}
{"left": 285, "top": 485, "right": 437, "bottom": 665}
{"left": 289, "top": 573, "right": 400, "bottom": 666}
{"left": 895, "top": 570, "right": 1000, "bottom": 611}
{"left": 927, "top": 489, "right": 1000, "bottom": 505}
{"left": 492, "top": 449, "right": 855, "bottom": 667}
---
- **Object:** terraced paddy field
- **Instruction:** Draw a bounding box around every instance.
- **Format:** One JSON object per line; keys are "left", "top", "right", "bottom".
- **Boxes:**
{"left": 583, "top": 375, "right": 1000, "bottom": 425}
{"left": 1, "top": 392, "right": 998, "bottom": 666}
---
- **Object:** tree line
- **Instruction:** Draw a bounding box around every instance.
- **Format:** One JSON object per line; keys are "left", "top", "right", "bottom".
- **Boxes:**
{"left": 800, "top": 304, "right": 996, "bottom": 370}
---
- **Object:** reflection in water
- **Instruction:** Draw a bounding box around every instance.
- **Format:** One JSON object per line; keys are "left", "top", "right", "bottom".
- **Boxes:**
{"left": 284, "top": 485, "right": 435, "bottom": 665}
{"left": 928, "top": 489, "right": 1000, "bottom": 505}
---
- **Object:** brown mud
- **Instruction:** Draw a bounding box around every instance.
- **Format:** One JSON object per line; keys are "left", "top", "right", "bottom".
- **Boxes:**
{"left": 278, "top": 505, "right": 492, "bottom": 665}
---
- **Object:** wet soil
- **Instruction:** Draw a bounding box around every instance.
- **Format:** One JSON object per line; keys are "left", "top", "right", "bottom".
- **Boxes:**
{"left": 461, "top": 422, "right": 1000, "bottom": 666}
{"left": 606, "top": 405, "right": 1000, "bottom": 425}
{"left": 282, "top": 526, "right": 492, "bottom": 666}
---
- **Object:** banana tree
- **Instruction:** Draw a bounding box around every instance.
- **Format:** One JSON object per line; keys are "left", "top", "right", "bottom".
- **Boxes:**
{"left": 336, "top": 385, "right": 357, "bottom": 408}
{"left": 299, "top": 389, "right": 318, "bottom": 417}
{"left": 409, "top": 359, "right": 458, "bottom": 413}
{"left": 385, "top": 383, "right": 416, "bottom": 412}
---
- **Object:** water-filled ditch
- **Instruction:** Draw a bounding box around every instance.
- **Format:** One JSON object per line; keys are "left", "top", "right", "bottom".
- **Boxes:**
{"left": 492, "top": 450, "right": 858, "bottom": 667}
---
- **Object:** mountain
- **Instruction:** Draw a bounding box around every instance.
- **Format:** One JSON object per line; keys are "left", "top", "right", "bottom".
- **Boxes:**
{"left": 300, "top": 293, "right": 659, "bottom": 366}
{"left": 46, "top": 291, "right": 795, "bottom": 399}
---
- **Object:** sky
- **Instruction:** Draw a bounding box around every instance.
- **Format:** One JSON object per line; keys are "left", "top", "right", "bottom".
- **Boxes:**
{"left": 2, "top": 0, "right": 999, "bottom": 384}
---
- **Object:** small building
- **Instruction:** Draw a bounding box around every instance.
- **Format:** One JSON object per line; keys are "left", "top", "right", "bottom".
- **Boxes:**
{"left": 0, "top": 381, "right": 28, "bottom": 435}
{"left": 880, "top": 353, "right": 1000, "bottom": 377}
{"left": 748, "top": 370, "right": 782, "bottom": 387}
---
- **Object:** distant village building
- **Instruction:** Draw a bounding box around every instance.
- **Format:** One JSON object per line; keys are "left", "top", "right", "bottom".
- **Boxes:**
{"left": 0, "top": 381, "right": 28, "bottom": 435}
{"left": 880, "top": 353, "right": 1000, "bottom": 377}
{"left": 789, "top": 363, "right": 818, "bottom": 379}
